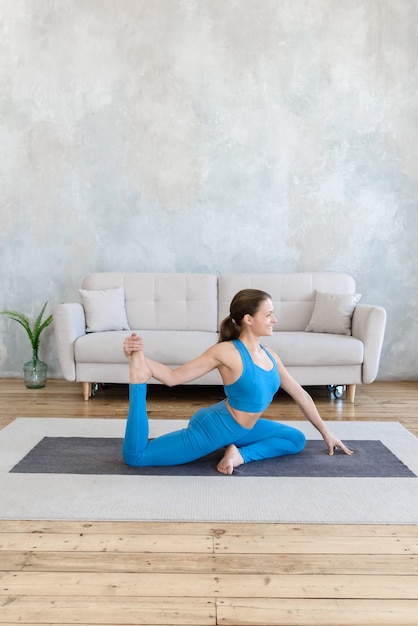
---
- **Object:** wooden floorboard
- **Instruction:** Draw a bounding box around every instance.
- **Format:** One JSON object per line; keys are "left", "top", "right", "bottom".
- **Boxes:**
{"left": 0, "top": 378, "right": 417, "bottom": 625}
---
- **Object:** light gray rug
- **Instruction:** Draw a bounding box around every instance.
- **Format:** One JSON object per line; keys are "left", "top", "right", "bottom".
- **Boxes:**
{"left": 1, "top": 418, "right": 417, "bottom": 524}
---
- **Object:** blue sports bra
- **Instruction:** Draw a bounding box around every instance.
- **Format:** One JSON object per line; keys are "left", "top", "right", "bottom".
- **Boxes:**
{"left": 224, "top": 339, "right": 281, "bottom": 413}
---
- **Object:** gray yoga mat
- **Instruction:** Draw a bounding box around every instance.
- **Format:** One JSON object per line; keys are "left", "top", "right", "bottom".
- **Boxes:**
{"left": 10, "top": 437, "right": 416, "bottom": 478}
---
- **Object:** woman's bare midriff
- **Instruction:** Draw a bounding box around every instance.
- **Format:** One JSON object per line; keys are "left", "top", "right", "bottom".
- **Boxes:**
{"left": 225, "top": 400, "right": 261, "bottom": 429}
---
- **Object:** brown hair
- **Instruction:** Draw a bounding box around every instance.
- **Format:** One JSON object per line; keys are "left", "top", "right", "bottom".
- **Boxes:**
{"left": 218, "top": 289, "right": 272, "bottom": 342}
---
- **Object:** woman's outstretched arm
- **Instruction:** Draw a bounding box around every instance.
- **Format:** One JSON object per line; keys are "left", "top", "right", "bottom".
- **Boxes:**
{"left": 274, "top": 354, "right": 353, "bottom": 456}
{"left": 124, "top": 333, "right": 223, "bottom": 387}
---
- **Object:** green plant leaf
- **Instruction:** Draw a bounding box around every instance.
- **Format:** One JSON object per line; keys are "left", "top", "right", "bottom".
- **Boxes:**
{"left": 0, "top": 303, "right": 53, "bottom": 351}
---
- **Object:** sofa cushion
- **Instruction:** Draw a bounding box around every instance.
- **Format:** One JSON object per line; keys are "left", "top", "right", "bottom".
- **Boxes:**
{"left": 81, "top": 273, "right": 218, "bottom": 332}
{"left": 79, "top": 286, "right": 130, "bottom": 333}
{"left": 305, "top": 291, "right": 361, "bottom": 335}
{"left": 125, "top": 274, "right": 218, "bottom": 332}
{"left": 74, "top": 330, "right": 363, "bottom": 369}
{"left": 74, "top": 330, "right": 217, "bottom": 364}
{"left": 218, "top": 273, "right": 357, "bottom": 331}
{"left": 262, "top": 332, "right": 364, "bottom": 366}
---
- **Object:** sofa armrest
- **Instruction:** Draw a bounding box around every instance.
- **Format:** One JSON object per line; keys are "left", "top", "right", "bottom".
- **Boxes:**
{"left": 53, "top": 303, "right": 86, "bottom": 381}
{"left": 351, "top": 304, "right": 387, "bottom": 384}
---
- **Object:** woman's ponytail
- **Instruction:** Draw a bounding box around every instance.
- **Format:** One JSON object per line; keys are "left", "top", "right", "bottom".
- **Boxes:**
{"left": 218, "top": 315, "right": 240, "bottom": 342}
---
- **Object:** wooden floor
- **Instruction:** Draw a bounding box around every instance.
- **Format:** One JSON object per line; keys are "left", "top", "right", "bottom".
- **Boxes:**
{"left": 0, "top": 379, "right": 417, "bottom": 625}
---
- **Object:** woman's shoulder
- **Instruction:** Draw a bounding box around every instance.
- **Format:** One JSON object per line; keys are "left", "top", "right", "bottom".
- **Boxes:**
{"left": 216, "top": 339, "right": 238, "bottom": 350}
{"left": 209, "top": 340, "right": 242, "bottom": 374}
{"left": 209, "top": 339, "right": 239, "bottom": 361}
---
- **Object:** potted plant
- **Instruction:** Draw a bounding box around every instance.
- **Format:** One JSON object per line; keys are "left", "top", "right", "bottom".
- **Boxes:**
{"left": 0, "top": 302, "right": 53, "bottom": 388}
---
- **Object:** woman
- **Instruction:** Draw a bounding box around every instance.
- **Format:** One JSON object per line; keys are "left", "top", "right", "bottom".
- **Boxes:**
{"left": 122, "top": 289, "right": 353, "bottom": 474}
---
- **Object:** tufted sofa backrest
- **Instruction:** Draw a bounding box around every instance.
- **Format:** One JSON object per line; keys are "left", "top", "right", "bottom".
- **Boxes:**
{"left": 82, "top": 273, "right": 218, "bottom": 332}
{"left": 81, "top": 272, "right": 357, "bottom": 334}
{"left": 218, "top": 273, "right": 356, "bottom": 331}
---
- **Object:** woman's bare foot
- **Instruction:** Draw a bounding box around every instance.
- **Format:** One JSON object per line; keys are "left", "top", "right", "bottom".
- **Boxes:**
{"left": 130, "top": 351, "right": 152, "bottom": 383}
{"left": 124, "top": 333, "right": 152, "bottom": 383}
{"left": 217, "top": 444, "right": 244, "bottom": 475}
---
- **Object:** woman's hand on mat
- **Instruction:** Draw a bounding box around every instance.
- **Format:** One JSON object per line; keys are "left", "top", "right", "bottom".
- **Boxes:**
{"left": 324, "top": 432, "right": 353, "bottom": 456}
{"left": 124, "top": 333, "right": 144, "bottom": 359}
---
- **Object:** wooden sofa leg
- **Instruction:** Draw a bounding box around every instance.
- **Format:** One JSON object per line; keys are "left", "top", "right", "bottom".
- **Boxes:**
{"left": 82, "top": 382, "right": 91, "bottom": 401}
{"left": 346, "top": 384, "right": 356, "bottom": 403}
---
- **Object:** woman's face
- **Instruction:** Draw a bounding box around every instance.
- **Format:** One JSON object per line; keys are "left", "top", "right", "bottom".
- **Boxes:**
{"left": 249, "top": 298, "right": 277, "bottom": 336}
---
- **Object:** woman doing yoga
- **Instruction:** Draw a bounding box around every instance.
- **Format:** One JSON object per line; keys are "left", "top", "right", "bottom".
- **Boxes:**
{"left": 122, "top": 289, "right": 353, "bottom": 474}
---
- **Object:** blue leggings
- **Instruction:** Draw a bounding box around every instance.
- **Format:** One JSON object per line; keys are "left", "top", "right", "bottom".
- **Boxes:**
{"left": 122, "top": 383, "right": 306, "bottom": 467}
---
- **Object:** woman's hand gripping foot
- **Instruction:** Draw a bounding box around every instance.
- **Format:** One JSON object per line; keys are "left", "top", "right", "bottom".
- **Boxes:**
{"left": 124, "top": 333, "right": 152, "bottom": 383}
{"left": 217, "top": 444, "right": 244, "bottom": 475}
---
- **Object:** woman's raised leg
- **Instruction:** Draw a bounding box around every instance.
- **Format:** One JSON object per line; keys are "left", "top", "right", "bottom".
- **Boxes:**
{"left": 122, "top": 344, "right": 153, "bottom": 465}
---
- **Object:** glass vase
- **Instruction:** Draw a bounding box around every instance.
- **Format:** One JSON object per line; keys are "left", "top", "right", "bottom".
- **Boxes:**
{"left": 23, "top": 351, "right": 48, "bottom": 389}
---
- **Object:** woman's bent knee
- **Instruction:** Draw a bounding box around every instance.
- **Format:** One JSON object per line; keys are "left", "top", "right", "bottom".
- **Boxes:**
{"left": 122, "top": 446, "right": 142, "bottom": 467}
{"left": 294, "top": 430, "right": 306, "bottom": 453}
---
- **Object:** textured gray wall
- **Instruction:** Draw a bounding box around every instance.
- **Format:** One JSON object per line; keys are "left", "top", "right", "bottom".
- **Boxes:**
{"left": 0, "top": 0, "right": 417, "bottom": 380}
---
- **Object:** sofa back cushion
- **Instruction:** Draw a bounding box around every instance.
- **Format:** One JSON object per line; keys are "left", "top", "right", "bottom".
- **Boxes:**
{"left": 218, "top": 273, "right": 356, "bottom": 331}
{"left": 82, "top": 273, "right": 218, "bottom": 332}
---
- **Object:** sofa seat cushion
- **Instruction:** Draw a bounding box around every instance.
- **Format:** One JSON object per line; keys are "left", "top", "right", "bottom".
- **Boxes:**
{"left": 263, "top": 332, "right": 364, "bottom": 367}
{"left": 74, "top": 330, "right": 217, "bottom": 364}
{"left": 75, "top": 329, "right": 363, "bottom": 369}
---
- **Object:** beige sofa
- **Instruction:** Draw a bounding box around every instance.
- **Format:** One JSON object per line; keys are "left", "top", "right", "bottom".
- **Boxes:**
{"left": 53, "top": 272, "right": 386, "bottom": 403}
